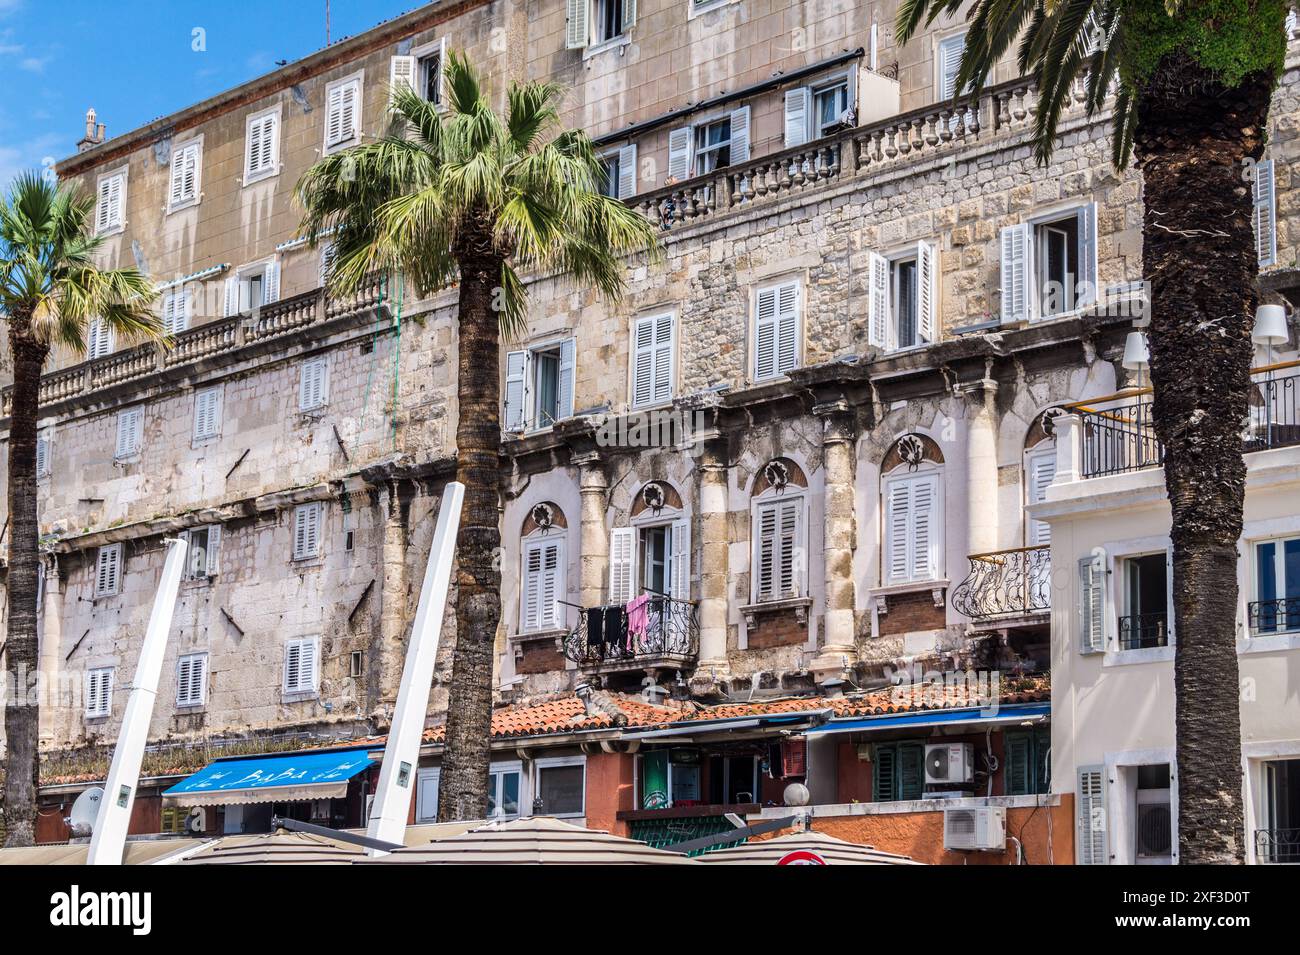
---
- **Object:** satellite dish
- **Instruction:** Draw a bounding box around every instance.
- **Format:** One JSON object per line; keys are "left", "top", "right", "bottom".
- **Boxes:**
{"left": 67, "top": 787, "right": 104, "bottom": 838}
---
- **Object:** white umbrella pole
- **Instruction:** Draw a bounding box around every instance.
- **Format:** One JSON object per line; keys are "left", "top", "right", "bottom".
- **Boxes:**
{"left": 87, "top": 536, "right": 188, "bottom": 865}
{"left": 365, "top": 482, "right": 463, "bottom": 854}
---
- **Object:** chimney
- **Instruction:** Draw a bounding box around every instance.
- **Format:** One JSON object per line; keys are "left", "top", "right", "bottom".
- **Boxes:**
{"left": 77, "top": 107, "right": 106, "bottom": 153}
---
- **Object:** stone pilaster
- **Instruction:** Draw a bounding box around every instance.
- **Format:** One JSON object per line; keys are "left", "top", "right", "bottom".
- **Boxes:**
{"left": 963, "top": 373, "right": 1000, "bottom": 557}
{"left": 375, "top": 479, "right": 413, "bottom": 718}
{"left": 695, "top": 435, "right": 731, "bottom": 674}
{"left": 811, "top": 401, "right": 858, "bottom": 675}
{"left": 574, "top": 452, "right": 609, "bottom": 609}
{"left": 38, "top": 554, "right": 63, "bottom": 743}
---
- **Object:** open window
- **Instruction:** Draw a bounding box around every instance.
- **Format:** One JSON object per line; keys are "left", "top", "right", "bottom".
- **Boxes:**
{"left": 1251, "top": 536, "right": 1300, "bottom": 635}
{"left": 1259, "top": 758, "right": 1300, "bottom": 863}
{"left": 1117, "top": 552, "right": 1171, "bottom": 650}
{"left": 224, "top": 260, "right": 281, "bottom": 316}
{"left": 666, "top": 107, "right": 750, "bottom": 182}
{"left": 180, "top": 525, "right": 222, "bottom": 581}
{"left": 600, "top": 144, "right": 637, "bottom": 200}
{"left": 566, "top": 0, "right": 635, "bottom": 50}
{"left": 534, "top": 756, "right": 585, "bottom": 817}
{"left": 868, "top": 243, "right": 937, "bottom": 352}
{"left": 504, "top": 339, "right": 575, "bottom": 433}
{"left": 1000, "top": 206, "right": 1098, "bottom": 323}
{"left": 1132, "top": 764, "right": 1174, "bottom": 864}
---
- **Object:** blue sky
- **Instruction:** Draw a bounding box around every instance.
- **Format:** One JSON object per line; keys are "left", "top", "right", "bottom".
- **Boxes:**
{"left": 0, "top": 0, "right": 421, "bottom": 186}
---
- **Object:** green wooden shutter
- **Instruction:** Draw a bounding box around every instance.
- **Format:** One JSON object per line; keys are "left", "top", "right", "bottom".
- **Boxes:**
{"left": 1004, "top": 732, "right": 1032, "bottom": 795}
{"left": 898, "top": 743, "right": 925, "bottom": 800}
{"left": 1034, "top": 727, "right": 1052, "bottom": 793}
{"left": 873, "top": 745, "right": 897, "bottom": 802}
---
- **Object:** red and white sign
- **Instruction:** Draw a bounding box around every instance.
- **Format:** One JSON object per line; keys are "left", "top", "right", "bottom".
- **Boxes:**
{"left": 776, "top": 849, "right": 826, "bottom": 865}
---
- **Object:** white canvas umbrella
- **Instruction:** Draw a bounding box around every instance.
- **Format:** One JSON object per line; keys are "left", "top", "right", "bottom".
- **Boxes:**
{"left": 357, "top": 815, "right": 699, "bottom": 865}
{"left": 699, "top": 829, "right": 920, "bottom": 865}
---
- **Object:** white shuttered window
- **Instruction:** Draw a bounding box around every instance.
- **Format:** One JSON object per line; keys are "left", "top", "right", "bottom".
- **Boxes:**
{"left": 521, "top": 537, "right": 564, "bottom": 632}
{"left": 1025, "top": 448, "right": 1056, "bottom": 545}
{"left": 96, "top": 171, "right": 125, "bottom": 234}
{"left": 176, "top": 653, "right": 207, "bottom": 707}
{"left": 299, "top": 356, "right": 329, "bottom": 411}
{"left": 1255, "top": 158, "right": 1278, "bottom": 268}
{"left": 632, "top": 312, "right": 675, "bottom": 407}
{"left": 293, "top": 503, "right": 324, "bottom": 560}
{"left": 95, "top": 544, "right": 123, "bottom": 598}
{"left": 1077, "top": 766, "right": 1109, "bottom": 864}
{"left": 168, "top": 140, "right": 202, "bottom": 209}
{"left": 193, "top": 386, "right": 222, "bottom": 442}
{"left": 283, "top": 638, "right": 320, "bottom": 694}
{"left": 1078, "top": 552, "right": 1107, "bottom": 653}
{"left": 754, "top": 497, "right": 806, "bottom": 602}
{"left": 608, "top": 527, "right": 637, "bottom": 605}
{"left": 245, "top": 109, "right": 279, "bottom": 180}
{"left": 753, "top": 280, "right": 801, "bottom": 380}
{"left": 85, "top": 667, "right": 114, "bottom": 718}
{"left": 324, "top": 76, "right": 362, "bottom": 151}
{"left": 114, "top": 407, "right": 144, "bottom": 460}
{"left": 883, "top": 472, "right": 941, "bottom": 584}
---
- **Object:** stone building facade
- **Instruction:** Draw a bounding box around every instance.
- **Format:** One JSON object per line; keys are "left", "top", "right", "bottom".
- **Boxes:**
{"left": 1, "top": 1, "right": 1297, "bottom": 774}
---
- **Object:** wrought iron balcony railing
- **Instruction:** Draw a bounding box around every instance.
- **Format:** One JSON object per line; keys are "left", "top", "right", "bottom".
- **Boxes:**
{"left": 1118, "top": 612, "right": 1168, "bottom": 650}
{"left": 950, "top": 545, "right": 1052, "bottom": 622}
{"left": 563, "top": 596, "right": 699, "bottom": 669}
{"left": 1244, "top": 368, "right": 1300, "bottom": 453}
{"left": 1256, "top": 827, "right": 1300, "bottom": 863}
{"left": 1079, "top": 401, "right": 1163, "bottom": 478}
{"left": 1249, "top": 598, "right": 1300, "bottom": 635}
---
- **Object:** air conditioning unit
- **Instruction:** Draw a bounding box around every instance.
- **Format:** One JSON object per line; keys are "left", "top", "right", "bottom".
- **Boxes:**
{"left": 1135, "top": 789, "right": 1173, "bottom": 862}
{"left": 925, "top": 742, "right": 974, "bottom": 785}
{"left": 944, "top": 806, "right": 1006, "bottom": 851}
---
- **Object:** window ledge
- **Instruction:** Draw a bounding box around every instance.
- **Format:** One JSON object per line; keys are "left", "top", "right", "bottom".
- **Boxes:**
{"left": 740, "top": 596, "right": 812, "bottom": 627}
{"left": 583, "top": 36, "right": 631, "bottom": 60}
{"left": 511, "top": 627, "right": 567, "bottom": 652}
{"left": 281, "top": 690, "right": 319, "bottom": 703}
{"left": 869, "top": 579, "right": 950, "bottom": 612}
{"left": 1103, "top": 645, "right": 1175, "bottom": 667}
{"left": 166, "top": 198, "right": 201, "bottom": 215}
{"left": 241, "top": 168, "right": 280, "bottom": 187}
{"left": 1241, "top": 631, "right": 1300, "bottom": 654}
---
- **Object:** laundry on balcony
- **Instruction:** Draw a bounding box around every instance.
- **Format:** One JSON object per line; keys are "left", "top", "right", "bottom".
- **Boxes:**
{"left": 564, "top": 595, "right": 700, "bottom": 671}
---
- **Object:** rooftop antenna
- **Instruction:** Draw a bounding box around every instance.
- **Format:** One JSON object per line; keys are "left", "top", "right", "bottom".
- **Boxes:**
{"left": 364, "top": 482, "right": 464, "bottom": 855}
{"left": 87, "top": 536, "right": 188, "bottom": 865}
{"left": 326, "top": 0, "right": 331, "bottom": 45}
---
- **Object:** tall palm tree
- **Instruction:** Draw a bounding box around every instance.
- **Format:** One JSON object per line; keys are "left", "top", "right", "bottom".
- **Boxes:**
{"left": 0, "top": 172, "right": 160, "bottom": 846}
{"left": 899, "top": 0, "right": 1289, "bottom": 862}
{"left": 296, "top": 53, "right": 658, "bottom": 821}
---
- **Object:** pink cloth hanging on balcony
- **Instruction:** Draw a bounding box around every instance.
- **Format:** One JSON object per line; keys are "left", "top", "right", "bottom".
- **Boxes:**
{"left": 626, "top": 593, "right": 651, "bottom": 650}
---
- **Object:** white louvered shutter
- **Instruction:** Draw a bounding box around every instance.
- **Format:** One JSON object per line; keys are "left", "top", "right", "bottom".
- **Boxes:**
{"left": 177, "top": 655, "right": 206, "bottom": 706}
{"left": 504, "top": 350, "right": 527, "bottom": 431}
{"left": 917, "top": 240, "right": 936, "bottom": 344}
{"left": 772, "top": 282, "right": 801, "bottom": 376}
{"left": 633, "top": 314, "right": 674, "bottom": 407}
{"left": 96, "top": 544, "right": 122, "bottom": 597}
{"left": 729, "top": 106, "right": 751, "bottom": 165}
{"left": 777, "top": 498, "right": 803, "bottom": 598}
{"left": 299, "top": 358, "right": 328, "bottom": 411}
{"left": 754, "top": 286, "right": 779, "bottom": 379}
{"left": 868, "top": 252, "right": 889, "bottom": 349}
{"left": 540, "top": 541, "right": 563, "bottom": 629}
{"left": 1077, "top": 767, "right": 1108, "bottom": 864}
{"left": 86, "top": 668, "right": 113, "bottom": 717}
{"left": 784, "top": 87, "right": 811, "bottom": 147}
{"left": 247, "top": 112, "right": 278, "bottom": 177}
{"left": 97, "top": 175, "right": 123, "bottom": 231}
{"left": 87, "top": 318, "right": 114, "bottom": 359}
{"left": 223, "top": 278, "right": 237, "bottom": 317}
{"left": 622, "top": 0, "right": 637, "bottom": 32}
{"left": 204, "top": 524, "right": 222, "bottom": 577}
{"left": 1000, "top": 223, "right": 1033, "bottom": 323}
{"left": 284, "top": 642, "right": 302, "bottom": 692}
{"left": 263, "top": 261, "right": 280, "bottom": 304}
{"left": 667, "top": 127, "right": 692, "bottom": 182}
{"left": 194, "top": 387, "right": 221, "bottom": 441}
{"left": 169, "top": 142, "right": 200, "bottom": 207}
{"left": 617, "top": 144, "right": 637, "bottom": 199}
{"left": 327, "top": 80, "right": 359, "bottom": 147}
{"left": 938, "top": 33, "right": 966, "bottom": 101}
{"left": 756, "top": 504, "right": 778, "bottom": 601}
{"left": 36, "top": 431, "right": 51, "bottom": 477}
{"left": 885, "top": 480, "right": 911, "bottom": 583}
{"left": 609, "top": 527, "right": 637, "bottom": 605}
{"left": 556, "top": 338, "right": 576, "bottom": 421}
{"left": 115, "top": 408, "right": 142, "bottom": 459}
{"left": 669, "top": 518, "right": 691, "bottom": 601}
{"left": 522, "top": 544, "right": 543, "bottom": 631}
{"left": 1026, "top": 450, "right": 1056, "bottom": 545}
{"left": 390, "top": 55, "right": 416, "bottom": 100}
{"left": 1254, "top": 158, "right": 1277, "bottom": 268}
{"left": 294, "top": 503, "right": 322, "bottom": 560}
{"left": 910, "top": 474, "right": 937, "bottom": 580}
{"left": 1078, "top": 553, "right": 1107, "bottom": 652}
{"left": 1076, "top": 202, "right": 1098, "bottom": 306}
{"left": 566, "top": 0, "right": 589, "bottom": 49}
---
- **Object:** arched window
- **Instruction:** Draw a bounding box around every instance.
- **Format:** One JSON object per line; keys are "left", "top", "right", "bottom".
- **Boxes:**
{"left": 881, "top": 434, "right": 944, "bottom": 585}
{"left": 750, "top": 458, "right": 809, "bottom": 603}
{"left": 608, "top": 482, "right": 689, "bottom": 604}
{"left": 519, "top": 502, "right": 567, "bottom": 633}
{"left": 1024, "top": 409, "right": 1063, "bottom": 546}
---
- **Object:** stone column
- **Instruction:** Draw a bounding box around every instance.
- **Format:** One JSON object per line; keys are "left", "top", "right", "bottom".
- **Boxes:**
{"left": 964, "top": 375, "right": 1001, "bottom": 557}
{"left": 375, "top": 479, "right": 412, "bottom": 718}
{"left": 812, "top": 402, "right": 858, "bottom": 673}
{"left": 574, "top": 452, "right": 609, "bottom": 609}
{"left": 696, "top": 436, "right": 731, "bottom": 673}
{"left": 38, "top": 554, "right": 63, "bottom": 743}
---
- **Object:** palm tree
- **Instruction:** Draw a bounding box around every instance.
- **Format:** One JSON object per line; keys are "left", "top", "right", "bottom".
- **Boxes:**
{"left": 296, "top": 53, "right": 658, "bottom": 821}
{"left": 0, "top": 172, "right": 160, "bottom": 846}
{"left": 898, "top": 0, "right": 1289, "bottom": 862}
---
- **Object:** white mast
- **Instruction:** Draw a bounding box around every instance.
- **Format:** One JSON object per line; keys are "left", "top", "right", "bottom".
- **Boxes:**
{"left": 87, "top": 536, "right": 188, "bottom": 865}
{"left": 365, "top": 482, "right": 463, "bottom": 854}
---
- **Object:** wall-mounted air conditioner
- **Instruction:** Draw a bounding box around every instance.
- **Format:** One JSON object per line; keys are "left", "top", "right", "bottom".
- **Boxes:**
{"left": 925, "top": 742, "right": 974, "bottom": 785}
{"left": 944, "top": 806, "right": 1006, "bottom": 851}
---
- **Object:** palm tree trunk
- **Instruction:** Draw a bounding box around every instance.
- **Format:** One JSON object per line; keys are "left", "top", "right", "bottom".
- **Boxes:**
{"left": 1135, "top": 54, "right": 1276, "bottom": 864}
{"left": 3, "top": 328, "right": 49, "bottom": 847}
{"left": 437, "top": 227, "right": 505, "bottom": 822}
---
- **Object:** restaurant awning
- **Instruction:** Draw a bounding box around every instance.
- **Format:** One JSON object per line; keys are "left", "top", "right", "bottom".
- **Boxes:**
{"left": 805, "top": 702, "right": 1050, "bottom": 736}
{"left": 162, "top": 747, "right": 375, "bottom": 808}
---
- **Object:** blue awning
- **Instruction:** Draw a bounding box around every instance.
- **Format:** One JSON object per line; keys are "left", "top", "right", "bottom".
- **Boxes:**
{"left": 162, "top": 747, "right": 376, "bottom": 807}
{"left": 805, "top": 702, "right": 1050, "bottom": 736}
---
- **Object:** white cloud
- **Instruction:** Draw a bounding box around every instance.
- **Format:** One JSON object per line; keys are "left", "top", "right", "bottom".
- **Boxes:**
{"left": 0, "top": 132, "right": 65, "bottom": 194}
{"left": 19, "top": 54, "right": 47, "bottom": 72}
